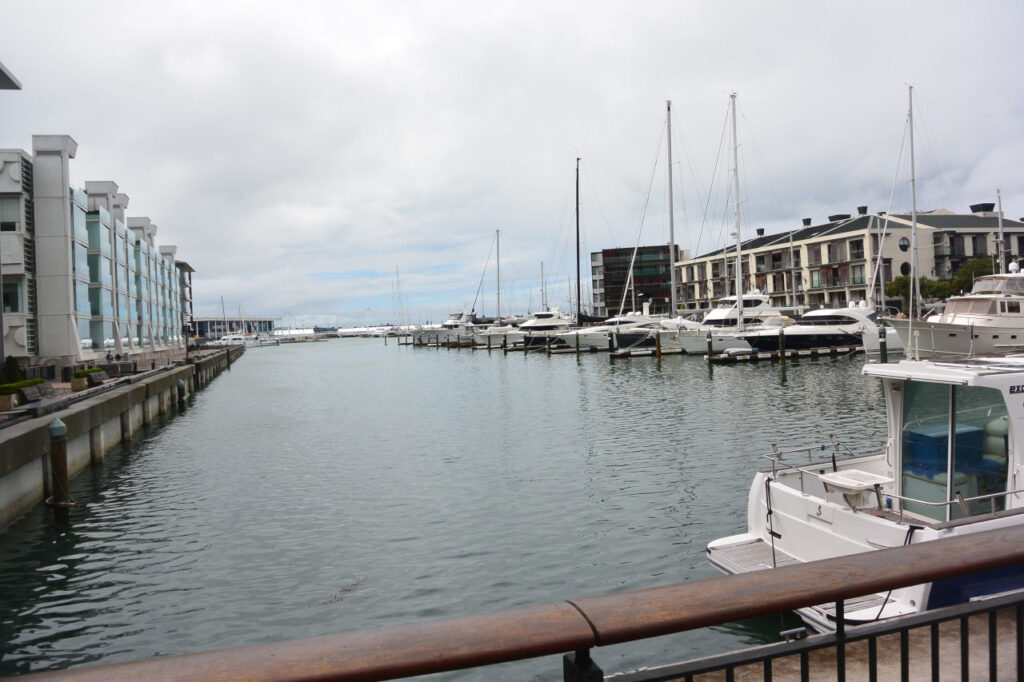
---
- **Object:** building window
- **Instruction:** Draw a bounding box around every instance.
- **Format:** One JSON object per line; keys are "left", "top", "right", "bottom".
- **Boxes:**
{"left": 852, "top": 264, "right": 866, "bottom": 285}
{"left": 898, "top": 237, "right": 910, "bottom": 252}
{"left": 0, "top": 196, "right": 20, "bottom": 230}
{"left": 810, "top": 271, "right": 821, "bottom": 288}
{"left": 850, "top": 239, "right": 864, "bottom": 260}
{"left": 2, "top": 280, "right": 21, "bottom": 313}
{"left": 901, "top": 262, "right": 911, "bottom": 276}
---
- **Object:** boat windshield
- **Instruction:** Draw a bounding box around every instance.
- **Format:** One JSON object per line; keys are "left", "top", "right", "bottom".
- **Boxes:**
{"left": 970, "top": 276, "right": 1024, "bottom": 295}
{"left": 900, "top": 381, "right": 1009, "bottom": 522}
{"left": 942, "top": 299, "right": 999, "bottom": 316}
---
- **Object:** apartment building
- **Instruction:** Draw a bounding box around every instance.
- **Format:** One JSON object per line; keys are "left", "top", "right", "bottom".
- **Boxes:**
{"left": 0, "top": 135, "right": 186, "bottom": 371}
{"left": 676, "top": 205, "right": 1024, "bottom": 312}
{"left": 591, "top": 244, "right": 686, "bottom": 317}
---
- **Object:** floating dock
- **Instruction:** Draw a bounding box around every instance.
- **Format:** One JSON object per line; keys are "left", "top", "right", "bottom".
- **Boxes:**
{"left": 709, "top": 346, "right": 862, "bottom": 363}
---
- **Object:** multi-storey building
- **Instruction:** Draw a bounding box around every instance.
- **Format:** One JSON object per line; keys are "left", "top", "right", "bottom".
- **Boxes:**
{"left": 591, "top": 244, "right": 686, "bottom": 317}
{"left": 0, "top": 135, "right": 187, "bottom": 371}
{"left": 677, "top": 205, "right": 1024, "bottom": 312}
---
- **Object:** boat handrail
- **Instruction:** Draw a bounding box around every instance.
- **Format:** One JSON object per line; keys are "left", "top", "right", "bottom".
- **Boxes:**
{"left": 759, "top": 435, "right": 868, "bottom": 477}
{"left": 881, "top": 486, "right": 1024, "bottom": 523}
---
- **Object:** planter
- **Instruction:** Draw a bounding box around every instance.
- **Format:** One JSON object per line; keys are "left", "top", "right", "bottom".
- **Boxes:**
{"left": 71, "top": 377, "right": 89, "bottom": 392}
{"left": 0, "top": 393, "right": 18, "bottom": 411}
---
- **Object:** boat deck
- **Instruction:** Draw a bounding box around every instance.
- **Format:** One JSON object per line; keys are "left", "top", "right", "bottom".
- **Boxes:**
{"left": 708, "top": 537, "right": 896, "bottom": 622}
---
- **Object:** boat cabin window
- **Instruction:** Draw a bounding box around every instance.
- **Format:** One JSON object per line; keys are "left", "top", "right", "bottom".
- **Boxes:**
{"left": 901, "top": 381, "right": 1009, "bottom": 522}
{"left": 1002, "top": 301, "right": 1021, "bottom": 314}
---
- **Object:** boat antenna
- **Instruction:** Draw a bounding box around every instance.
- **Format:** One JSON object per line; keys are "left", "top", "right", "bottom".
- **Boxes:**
{"left": 997, "top": 189, "right": 1005, "bottom": 274}
{"left": 496, "top": 229, "right": 501, "bottom": 318}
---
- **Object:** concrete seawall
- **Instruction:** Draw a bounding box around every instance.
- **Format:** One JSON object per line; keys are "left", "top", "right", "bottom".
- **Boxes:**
{"left": 0, "top": 345, "right": 245, "bottom": 530}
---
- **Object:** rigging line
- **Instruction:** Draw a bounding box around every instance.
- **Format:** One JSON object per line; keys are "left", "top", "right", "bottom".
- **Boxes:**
{"left": 909, "top": 88, "right": 955, "bottom": 210}
{"left": 617, "top": 120, "right": 667, "bottom": 316}
{"left": 580, "top": 161, "right": 618, "bottom": 250}
{"left": 693, "top": 103, "right": 732, "bottom": 258}
{"left": 867, "top": 119, "right": 909, "bottom": 307}
{"left": 739, "top": 107, "right": 786, "bottom": 222}
{"left": 469, "top": 232, "right": 497, "bottom": 314}
{"left": 545, "top": 173, "right": 576, "bottom": 303}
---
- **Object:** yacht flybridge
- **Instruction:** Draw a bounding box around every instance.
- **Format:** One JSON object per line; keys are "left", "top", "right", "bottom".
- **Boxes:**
{"left": 707, "top": 354, "right": 1024, "bottom": 631}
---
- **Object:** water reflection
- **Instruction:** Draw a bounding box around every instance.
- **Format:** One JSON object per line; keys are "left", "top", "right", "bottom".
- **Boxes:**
{"left": 0, "top": 342, "right": 885, "bottom": 677}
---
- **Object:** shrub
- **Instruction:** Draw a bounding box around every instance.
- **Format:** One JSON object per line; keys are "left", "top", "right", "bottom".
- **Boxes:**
{"left": 0, "top": 356, "right": 23, "bottom": 384}
{"left": 0, "top": 377, "right": 45, "bottom": 395}
{"left": 73, "top": 367, "right": 104, "bottom": 379}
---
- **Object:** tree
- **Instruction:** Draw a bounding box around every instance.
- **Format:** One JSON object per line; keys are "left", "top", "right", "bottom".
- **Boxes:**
{"left": 949, "top": 258, "right": 993, "bottom": 296}
{"left": 0, "top": 356, "right": 23, "bottom": 384}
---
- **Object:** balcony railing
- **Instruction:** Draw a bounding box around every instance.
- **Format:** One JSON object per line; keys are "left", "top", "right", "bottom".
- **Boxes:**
{"left": 25, "top": 526, "right": 1024, "bottom": 682}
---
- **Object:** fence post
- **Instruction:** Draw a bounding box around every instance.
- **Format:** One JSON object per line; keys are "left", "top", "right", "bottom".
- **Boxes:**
{"left": 563, "top": 648, "right": 603, "bottom": 682}
{"left": 46, "top": 418, "right": 73, "bottom": 523}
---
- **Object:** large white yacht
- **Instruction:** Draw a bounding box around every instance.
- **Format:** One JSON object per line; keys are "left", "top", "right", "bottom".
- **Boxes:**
{"left": 519, "top": 309, "right": 572, "bottom": 348}
{"left": 558, "top": 305, "right": 662, "bottom": 351}
{"left": 658, "top": 292, "right": 791, "bottom": 354}
{"left": 736, "top": 303, "right": 878, "bottom": 352}
{"left": 886, "top": 269, "right": 1024, "bottom": 359}
{"left": 707, "top": 354, "right": 1024, "bottom": 631}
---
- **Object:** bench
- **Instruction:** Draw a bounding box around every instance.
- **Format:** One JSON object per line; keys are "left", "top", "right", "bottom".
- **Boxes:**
{"left": 17, "top": 385, "right": 43, "bottom": 403}
{"left": 86, "top": 370, "right": 111, "bottom": 387}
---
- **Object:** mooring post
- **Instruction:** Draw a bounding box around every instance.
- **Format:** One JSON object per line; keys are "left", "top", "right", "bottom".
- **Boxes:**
{"left": 575, "top": 333, "right": 580, "bottom": 355}
{"left": 778, "top": 326, "right": 786, "bottom": 364}
{"left": 607, "top": 332, "right": 616, "bottom": 353}
{"left": 546, "top": 335, "right": 552, "bottom": 356}
{"left": 487, "top": 335, "right": 492, "bottom": 352}
{"left": 879, "top": 323, "right": 888, "bottom": 363}
{"left": 706, "top": 330, "right": 713, "bottom": 359}
{"left": 47, "top": 418, "right": 71, "bottom": 524}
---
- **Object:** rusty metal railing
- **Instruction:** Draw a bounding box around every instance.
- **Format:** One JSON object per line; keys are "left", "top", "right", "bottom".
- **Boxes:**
{"left": 17, "top": 525, "right": 1024, "bottom": 681}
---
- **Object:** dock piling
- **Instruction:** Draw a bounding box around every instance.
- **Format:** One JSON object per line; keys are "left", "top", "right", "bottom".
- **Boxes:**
{"left": 778, "top": 327, "right": 786, "bottom": 365}
{"left": 46, "top": 418, "right": 72, "bottom": 524}
{"left": 879, "top": 323, "right": 888, "bottom": 363}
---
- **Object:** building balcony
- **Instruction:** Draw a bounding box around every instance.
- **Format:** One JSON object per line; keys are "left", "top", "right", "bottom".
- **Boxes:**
{"left": 933, "top": 244, "right": 951, "bottom": 257}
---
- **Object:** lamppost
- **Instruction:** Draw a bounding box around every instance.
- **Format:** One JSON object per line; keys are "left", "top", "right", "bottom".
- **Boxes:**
{"left": 0, "top": 61, "right": 22, "bottom": 366}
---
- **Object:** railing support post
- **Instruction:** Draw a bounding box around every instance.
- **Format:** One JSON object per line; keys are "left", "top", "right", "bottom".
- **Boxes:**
{"left": 563, "top": 648, "right": 603, "bottom": 682}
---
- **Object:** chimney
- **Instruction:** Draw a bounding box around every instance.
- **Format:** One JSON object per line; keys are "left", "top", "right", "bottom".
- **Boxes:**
{"left": 828, "top": 213, "right": 851, "bottom": 222}
{"left": 970, "top": 202, "right": 996, "bottom": 214}
{"left": 756, "top": 228, "right": 765, "bottom": 236}
{"left": 857, "top": 206, "right": 868, "bottom": 215}
{"left": 802, "top": 218, "right": 812, "bottom": 226}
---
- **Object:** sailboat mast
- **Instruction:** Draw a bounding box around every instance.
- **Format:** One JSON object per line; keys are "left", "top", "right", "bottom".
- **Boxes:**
{"left": 576, "top": 157, "right": 582, "bottom": 323}
{"left": 541, "top": 261, "right": 547, "bottom": 309}
{"left": 496, "top": 229, "right": 501, "bottom": 318}
{"left": 909, "top": 85, "right": 921, "bottom": 320}
{"left": 998, "top": 189, "right": 1005, "bottom": 274}
{"left": 731, "top": 93, "right": 745, "bottom": 331}
{"left": 666, "top": 100, "right": 677, "bottom": 315}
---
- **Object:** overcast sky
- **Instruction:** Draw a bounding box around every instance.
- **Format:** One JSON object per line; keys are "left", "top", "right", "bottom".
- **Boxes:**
{"left": 3, "top": 1, "right": 1023, "bottom": 326}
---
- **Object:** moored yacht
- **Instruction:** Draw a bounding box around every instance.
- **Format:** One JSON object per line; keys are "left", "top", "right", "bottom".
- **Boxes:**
{"left": 886, "top": 269, "right": 1024, "bottom": 359}
{"left": 707, "top": 354, "right": 1024, "bottom": 631}
{"left": 661, "top": 292, "right": 791, "bottom": 354}
{"left": 559, "top": 305, "right": 662, "bottom": 351}
{"left": 736, "top": 303, "right": 877, "bottom": 352}
{"left": 519, "top": 309, "right": 572, "bottom": 348}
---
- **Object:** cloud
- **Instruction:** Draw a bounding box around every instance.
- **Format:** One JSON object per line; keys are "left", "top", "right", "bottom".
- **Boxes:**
{"left": 2, "top": 0, "right": 1023, "bottom": 325}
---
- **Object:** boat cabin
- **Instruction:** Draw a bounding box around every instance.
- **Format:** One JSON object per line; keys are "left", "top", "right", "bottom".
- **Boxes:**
{"left": 865, "top": 357, "right": 1020, "bottom": 522}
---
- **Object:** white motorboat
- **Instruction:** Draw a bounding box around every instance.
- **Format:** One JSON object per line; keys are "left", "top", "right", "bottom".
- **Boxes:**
{"left": 737, "top": 303, "right": 878, "bottom": 352}
{"left": 519, "top": 309, "right": 572, "bottom": 348}
{"left": 707, "top": 354, "right": 1024, "bottom": 631}
{"left": 886, "top": 270, "right": 1024, "bottom": 359}
{"left": 559, "top": 306, "right": 663, "bottom": 351}
{"left": 659, "top": 292, "right": 791, "bottom": 354}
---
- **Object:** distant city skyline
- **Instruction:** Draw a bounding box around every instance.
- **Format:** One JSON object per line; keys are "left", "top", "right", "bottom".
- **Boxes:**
{"left": 3, "top": 1, "right": 1023, "bottom": 326}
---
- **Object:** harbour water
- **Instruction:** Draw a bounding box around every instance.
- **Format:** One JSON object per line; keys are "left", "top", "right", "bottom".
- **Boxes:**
{"left": 0, "top": 340, "right": 888, "bottom": 678}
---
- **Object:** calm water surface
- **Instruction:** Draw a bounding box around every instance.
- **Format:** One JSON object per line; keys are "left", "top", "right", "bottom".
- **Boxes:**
{"left": 0, "top": 340, "right": 887, "bottom": 678}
